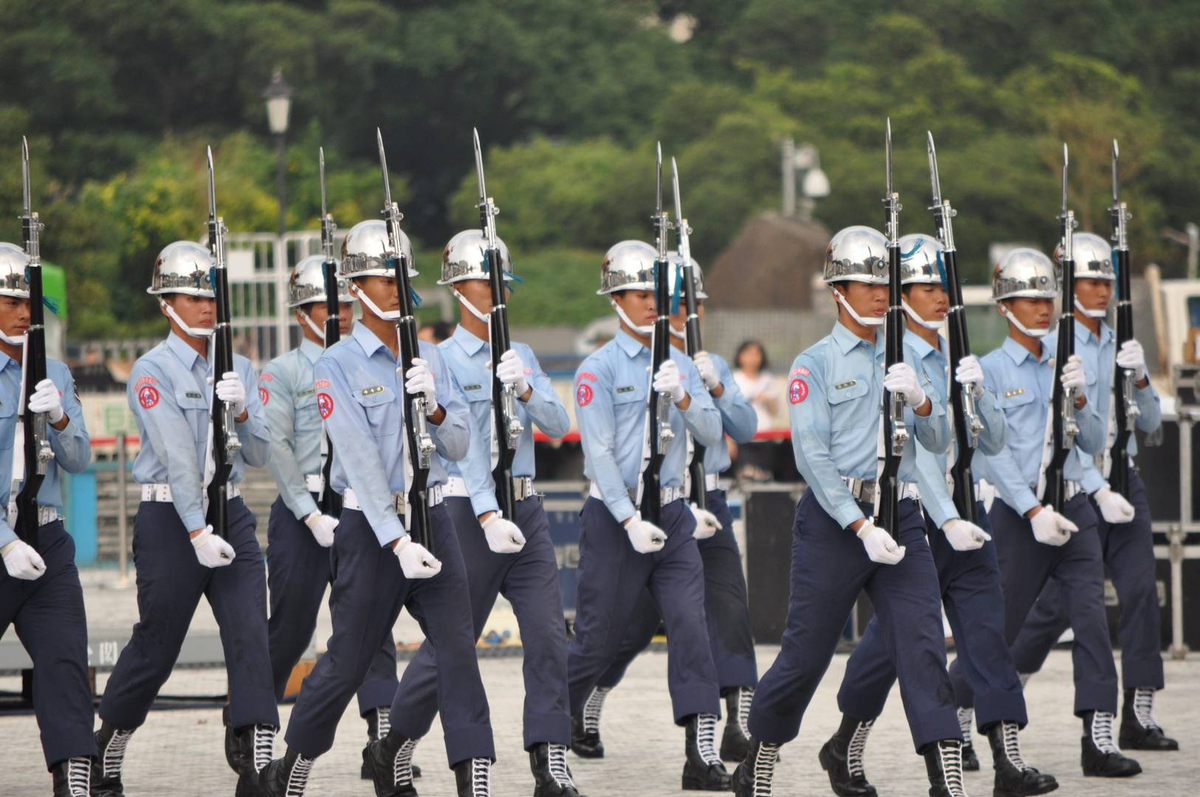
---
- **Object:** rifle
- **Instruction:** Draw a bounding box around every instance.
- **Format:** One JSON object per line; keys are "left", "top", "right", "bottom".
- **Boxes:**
{"left": 1044, "top": 143, "right": 1079, "bottom": 513}
{"left": 317, "top": 147, "right": 343, "bottom": 517}
{"left": 205, "top": 146, "right": 242, "bottom": 537}
{"left": 13, "top": 137, "right": 54, "bottom": 551}
{"left": 876, "top": 119, "right": 908, "bottom": 540}
{"left": 927, "top": 132, "right": 984, "bottom": 523}
{"left": 473, "top": 129, "right": 523, "bottom": 520}
{"left": 640, "top": 142, "right": 675, "bottom": 526}
{"left": 1108, "top": 139, "right": 1138, "bottom": 495}
{"left": 671, "top": 157, "right": 707, "bottom": 512}
{"left": 377, "top": 129, "right": 434, "bottom": 550}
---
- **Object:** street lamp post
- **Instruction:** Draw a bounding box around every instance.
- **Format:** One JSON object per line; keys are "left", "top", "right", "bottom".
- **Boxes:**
{"left": 781, "top": 137, "right": 830, "bottom": 222}
{"left": 264, "top": 69, "right": 293, "bottom": 237}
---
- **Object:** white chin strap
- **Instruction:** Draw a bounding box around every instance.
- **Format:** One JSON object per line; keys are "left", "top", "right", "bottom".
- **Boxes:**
{"left": 1074, "top": 296, "right": 1108, "bottom": 319}
{"left": 351, "top": 285, "right": 401, "bottom": 321}
{"left": 999, "top": 304, "right": 1049, "bottom": 338}
{"left": 160, "top": 299, "right": 214, "bottom": 338}
{"left": 452, "top": 288, "right": 490, "bottom": 323}
{"left": 0, "top": 330, "right": 25, "bottom": 346}
{"left": 668, "top": 324, "right": 685, "bottom": 341}
{"left": 902, "top": 299, "right": 947, "bottom": 330}
{"left": 298, "top": 311, "right": 325, "bottom": 342}
{"left": 610, "top": 299, "right": 654, "bottom": 336}
{"left": 832, "top": 288, "right": 884, "bottom": 327}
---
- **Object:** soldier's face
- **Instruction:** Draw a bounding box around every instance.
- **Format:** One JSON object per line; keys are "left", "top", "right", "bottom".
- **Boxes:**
{"left": 354, "top": 276, "right": 398, "bottom": 318}
{"left": 903, "top": 283, "right": 948, "bottom": 324}
{"left": 668, "top": 299, "right": 704, "bottom": 333}
{"left": 0, "top": 296, "right": 30, "bottom": 340}
{"left": 457, "top": 279, "right": 497, "bottom": 317}
{"left": 300, "top": 303, "right": 353, "bottom": 336}
{"left": 614, "top": 290, "right": 656, "bottom": 328}
{"left": 1002, "top": 298, "right": 1053, "bottom": 332}
{"left": 1075, "top": 278, "right": 1112, "bottom": 314}
{"left": 840, "top": 282, "right": 888, "bottom": 321}
{"left": 163, "top": 294, "right": 215, "bottom": 331}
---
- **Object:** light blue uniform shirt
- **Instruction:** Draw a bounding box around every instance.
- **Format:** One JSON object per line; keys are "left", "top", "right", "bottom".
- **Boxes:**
{"left": 260, "top": 338, "right": 325, "bottom": 521}
{"left": 979, "top": 335, "right": 1105, "bottom": 516}
{"left": 0, "top": 356, "right": 91, "bottom": 547}
{"left": 1071, "top": 321, "right": 1161, "bottom": 493}
{"left": 788, "top": 322, "right": 950, "bottom": 530}
{"left": 129, "top": 332, "right": 269, "bottom": 532}
{"left": 700, "top": 352, "right": 758, "bottom": 475}
{"left": 439, "top": 324, "right": 571, "bottom": 518}
{"left": 314, "top": 322, "right": 469, "bottom": 546}
{"left": 575, "top": 329, "right": 722, "bottom": 524}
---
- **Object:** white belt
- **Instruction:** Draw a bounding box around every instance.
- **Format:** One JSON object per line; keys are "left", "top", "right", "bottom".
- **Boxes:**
{"left": 589, "top": 482, "right": 685, "bottom": 506}
{"left": 141, "top": 483, "right": 240, "bottom": 502}
{"left": 443, "top": 476, "right": 537, "bottom": 501}
{"left": 704, "top": 473, "right": 720, "bottom": 492}
{"left": 899, "top": 482, "right": 921, "bottom": 501}
{"left": 839, "top": 476, "right": 920, "bottom": 504}
{"left": 304, "top": 474, "right": 323, "bottom": 493}
{"left": 1064, "top": 481, "right": 1083, "bottom": 502}
{"left": 6, "top": 503, "right": 58, "bottom": 526}
{"left": 343, "top": 486, "right": 443, "bottom": 514}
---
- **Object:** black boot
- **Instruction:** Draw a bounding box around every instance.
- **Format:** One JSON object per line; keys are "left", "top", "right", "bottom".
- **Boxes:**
{"left": 1119, "top": 687, "right": 1179, "bottom": 751}
{"left": 235, "top": 725, "right": 277, "bottom": 797}
{"left": 681, "top": 713, "right": 732, "bottom": 791}
{"left": 1081, "top": 711, "right": 1141, "bottom": 777}
{"left": 985, "top": 721, "right": 1058, "bottom": 796}
{"left": 259, "top": 748, "right": 316, "bottom": 797}
{"left": 50, "top": 757, "right": 90, "bottom": 797}
{"left": 818, "top": 714, "right": 877, "bottom": 797}
{"left": 957, "top": 707, "right": 980, "bottom": 772}
{"left": 90, "top": 722, "right": 133, "bottom": 797}
{"left": 923, "top": 739, "right": 969, "bottom": 797}
{"left": 363, "top": 729, "right": 419, "bottom": 797}
{"left": 731, "top": 737, "right": 779, "bottom": 797}
{"left": 720, "top": 687, "right": 753, "bottom": 762}
{"left": 224, "top": 704, "right": 246, "bottom": 776}
{"left": 570, "top": 686, "right": 609, "bottom": 758}
{"left": 530, "top": 742, "right": 584, "bottom": 796}
{"left": 453, "top": 758, "right": 492, "bottom": 797}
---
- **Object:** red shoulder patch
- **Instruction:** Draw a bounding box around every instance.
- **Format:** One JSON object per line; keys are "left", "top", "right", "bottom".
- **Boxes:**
{"left": 790, "top": 365, "right": 811, "bottom": 377}
{"left": 576, "top": 383, "right": 594, "bottom": 407}
{"left": 259, "top": 387, "right": 270, "bottom": 406}
{"left": 134, "top": 375, "right": 158, "bottom": 388}
{"left": 314, "top": 379, "right": 331, "bottom": 389}
{"left": 789, "top": 378, "right": 809, "bottom": 404}
{"left": 138, "top": 385, "right": 160, "bottom": 409}
{"left": 317, "top": 392, "right": 334, "bottom": 419}
{"left": 260, "top": 372, "right": 274, "bottom": 382}
{"left": 576, "top": 371, "right": 597, "bottom": 384}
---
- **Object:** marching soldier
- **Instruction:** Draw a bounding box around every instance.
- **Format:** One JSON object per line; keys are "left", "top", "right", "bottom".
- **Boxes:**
{"left": 0, "top": 243, "right": 96, "bottom": 796}
{"left": 575, "top": 256, "right": 759, "bottom": 764}
{"left": 733, "top": 226, "right": 970, "bottom": 797}
{"left": 568, "top": 240, "right": 732, "bottom": 791}
{"left": 958, "top": 247, "right": 1142, "bottom": 777}
{"left": 93, "top": 241, "right": 278, "bottom": 796}
{"left": 257, "top": 220, "right": 496, "bottom": 797}
{"left": 820, "top": 235, "right": 1057, "bottom": 797}
{"left": 1007, "top": 232, "right": 1176, "bottom": 750}
{"left": 383, "top": 229, "right": 581, "bottom": 797}
{"left": 260, "top": 256, "right": 405, "bottom": 771}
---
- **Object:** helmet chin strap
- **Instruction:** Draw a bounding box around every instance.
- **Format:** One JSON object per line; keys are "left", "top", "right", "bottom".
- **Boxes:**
{"left": 452, "top": 288, "right": 490, "bottom": 324}
{"left": 668, "top": 324, "right": 685, "bottom": 341}
{"left": 0, "top": 324, "right": 25, "bottom": 345}
{"left": 831, "top": 288, "right": 884, "bottom": 327}
{"left": 999, "top": 304, "right": 1049, "bottom": 338}
{"left": 902, "top": 299, "right": 947, "bottom": 330}
{"left": 1074, "top": 296, "right": 1108, "bottom": 319}
{"left": 160, "top": 298, "right": 214, "bottom": 338}
{"left": 350, "top": 284, "right": 401, "bottom": 322}
{"left": 610, "top": 299, "right": 654, "bottom": 336}
{"left": 297, "top": 310, "right": 325, "bottom": 342}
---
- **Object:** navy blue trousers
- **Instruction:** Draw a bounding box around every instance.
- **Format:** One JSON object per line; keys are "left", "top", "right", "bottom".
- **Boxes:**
{"left": 567, "top": 497, "right": 719, "bottom": 723}
{"left": 595, "top": 489, "right": 757, "bottom": 694}
{"left": 391, "top": 496, "right": 570, "bottom": 750}
{"left": 1009, "top": 472, "right": 1163, "bottom": 690}
{"left": 748, "top": 493, "right": 960, "bottom": 753}
{"left": 838, "top": 502, "right": 1027, "bottom": 732}
{"left": 99, "top": 498, "right": 278, "bottom": 731}
{"left": 266, "top": 496, "right": 398, "bottom": 714}
{"left": 952, "top": 494, "right": 1118, "bottom": 715}
{"left": 284, "top": 505, "right": 494, "bottom": 766}
{"left": 0, "top": 520, "right": 96, "bottom": 768}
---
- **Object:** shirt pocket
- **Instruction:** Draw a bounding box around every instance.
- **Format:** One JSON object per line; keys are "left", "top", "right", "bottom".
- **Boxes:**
{"left": 353, "top": 385, "right": 399, "bottom": 437}
{"left": 0, "top": 397, "right": 14, "bottom": 455}
{"left": 294, "top": 388, "right": 322, "bottom": 436}
{"left": 996, "top": 388, "right": 1037, "bottom": 428}
{"left": 611, "top": 381, "right": 647, "bottom": 435}
{"left": 828, "top": 378, "right": 870, "bottom": 432}
{"left": 175, "top": 389, "right": 209, "bottom": 422}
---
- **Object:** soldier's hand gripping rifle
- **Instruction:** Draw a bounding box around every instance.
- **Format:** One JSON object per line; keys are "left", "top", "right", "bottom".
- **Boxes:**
{"left": 672, "top": 157, "right": 708, "bottom": 513}
{"left": 377, "top": 130, "right": 434, "bottom": 550}
{"left": 205, "top": 147, "right": 242, "bottom": 538}
{"left": 927, "top": 132, "right": 984, "bottom": 523}
{"left": 13, "top": 137, "right": 54, "bottom": 551}
{"left": 1108, "top": 139, "right": 1138, "bottom": 495}
{"left": 474, "top": 129, "right": 522, "bottom": 520}
{"left": 641, "top": 143, "right": 675, "bottom": 526}
{"left": 876, "top": 119, "right": 908, "bottom": 541}
{"left": 317, "top": 147, "right": 343, "bottom": 518}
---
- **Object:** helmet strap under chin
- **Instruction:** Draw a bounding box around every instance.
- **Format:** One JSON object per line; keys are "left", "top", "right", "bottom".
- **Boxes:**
{"left": 902, "top": 299, "right": 947, "bottom": 330}
{"left": 610, "top": 299, "right": 654, "bottom": 336}
{"left": 350, "top": 283, "right": 401, "bottom": 322}
{"left": 832, "top": 288, "right": 883, "bottom": 328}
{"left": 999, "top": 304, "right": 1049, "bottom": 338}
{"left": 160, "top": 298, "right": 214, "bottom": 338}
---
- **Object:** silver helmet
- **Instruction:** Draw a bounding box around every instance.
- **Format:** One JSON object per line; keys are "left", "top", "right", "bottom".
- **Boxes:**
{"left": 287, "top": 255, "right": 355, "bottom": 308}
{"left": 0, "top": 243, "right": 31, "bottom": 299}
{"left": 823, "top": 226, "right": 889, "bottom": 285}
{"left": 898, "top": 234, "right": 946, "bottom": 286}
{"left": 991, "top": 248, "right": 1058, "bottom": 301}
{"left": 597, "top": 240, "right": 657, "bottom": 295}
{"left": 147, "top": 241, "right": 215, "bottom": 297}
{"left": 1054, "top": 231, "right": 1114, "bottom": 281}
{"left": 339, "top": 220, "right": 417, "bottom": 280}
{"left": 666, "top": 253, "right": 708, "bottom": 301}
{"left": 437, "top": 229, "right": 515, "bottom": 286}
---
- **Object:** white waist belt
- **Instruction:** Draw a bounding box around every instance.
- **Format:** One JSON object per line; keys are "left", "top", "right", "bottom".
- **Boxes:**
{"left": 141, "top": 483, "right": 240, "bottom": 502}
{"left": 443, "top": 476, "right": 536, "bottom": 501}
{"left": 343, "top": 486, "right": 443, "bottom": 514}
{"left": 304, "top": 474, "right": 322, "bottom": 493}
{"left": 589, "top": 482, "right": 685, "bottom": 506}
{"left": 6, "top": 503, "right": 59, "bottom": 526}
{"left": 704, "top": 473, "right": 720, "bottom": 492}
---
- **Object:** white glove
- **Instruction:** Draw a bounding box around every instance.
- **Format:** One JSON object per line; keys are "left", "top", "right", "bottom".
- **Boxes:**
{"left": 1115, "top": 339, "right": 1147, "bottom": 383}
{"left": 689, "top": 502, "right": 723, "bottom": 540}
{"left": 857, "top": 521, "right": 906, "bottom": 565}
{"left": 883, "top": 363, "right": 927, "bottom": 409}
{"left": 191, "top": 525, "right": 236, "bottom": 568}
{"left": 954, "top": 356, "right": 985, "bottom": 399}
{"left": 303, "top": 512, "right": 338, "bottom": 547}
{"left": 943, "top": 518, "right": 992, "bottom": 552}
{"left": 28, "top": 379, "right": 64, "bottom": 423}
{"left": 394, "top": 536, "right": 442, "bottom": 579}
{"left": 1029, "top": 506, "right": 1079, "bottom": 547}
{"left": 481, "top": 513, "right": 526, "bottom": 554}
{"left": 652, "top": 360, "right": 687, "bottom": 405}
{"left": 624, "top": 513, "right": 667, "bottom": 554}
{"left": 1093, "top": 486, "right": 1136, "bottom": 525}
{"left": 1, "top": 539, "right": 46, "bottom": 580}
{"left": 215, "top": 371, "right": 247, "bottom": 417}
{"left": 693, "top": 351, "right": 720, "bottom": 392}
{"left": 403, "top": 358, "right": 438, "bottom": 415}
{"left": 496, "top": 348, "right": 530, "bottom": 397}
{"left": 1061, "top": 354, "right": 1086, "bottom": 392}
